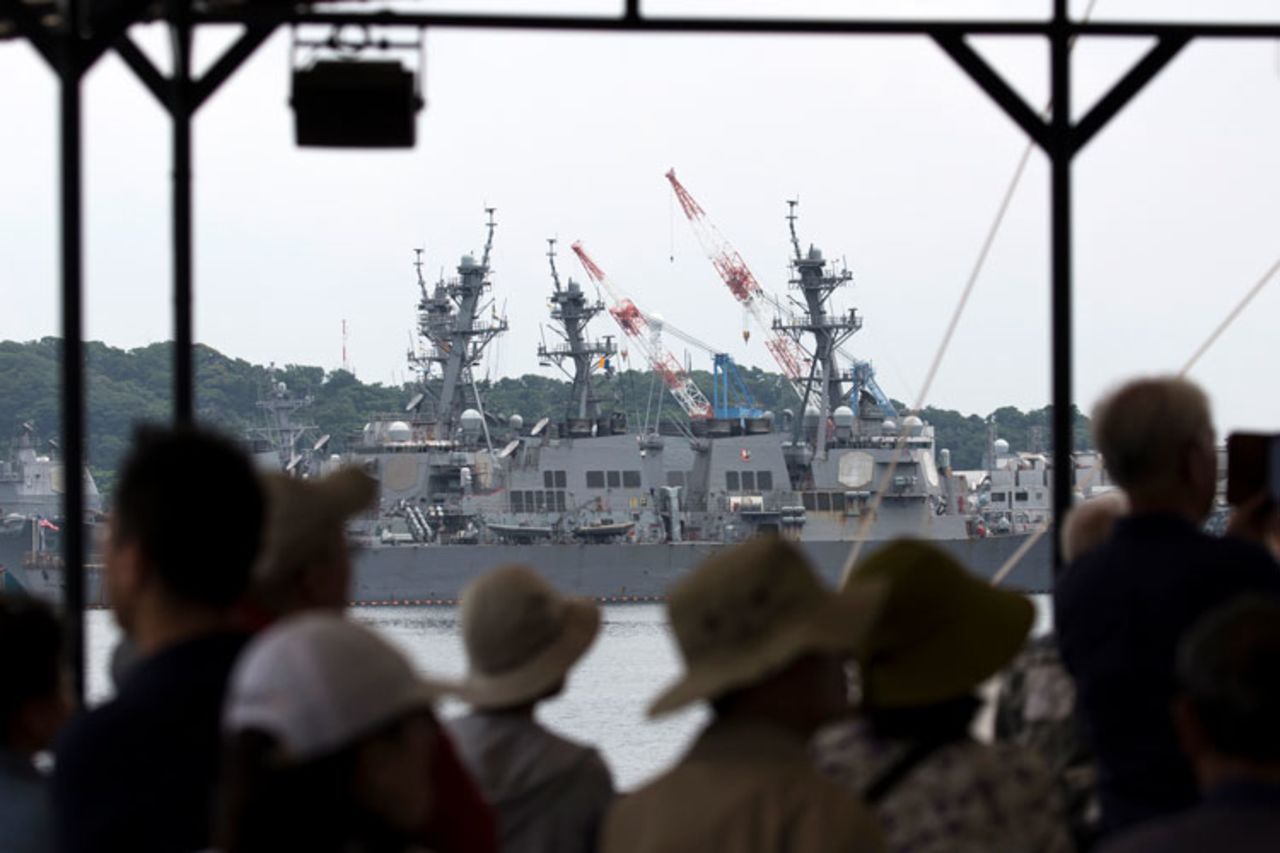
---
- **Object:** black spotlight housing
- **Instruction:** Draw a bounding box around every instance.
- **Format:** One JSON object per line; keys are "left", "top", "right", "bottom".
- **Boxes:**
{"left": 291, "top": 59, "right": 424, "bottom": 148}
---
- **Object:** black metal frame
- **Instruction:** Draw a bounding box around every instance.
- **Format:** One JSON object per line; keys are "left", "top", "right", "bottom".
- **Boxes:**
{"left": 2, "top": 0, "right": 1276, "bottom": 697}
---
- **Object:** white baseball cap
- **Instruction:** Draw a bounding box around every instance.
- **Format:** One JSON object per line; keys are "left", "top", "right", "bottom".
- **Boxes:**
{"left": 224, "top": 613, "right": 438, "bottom": 762}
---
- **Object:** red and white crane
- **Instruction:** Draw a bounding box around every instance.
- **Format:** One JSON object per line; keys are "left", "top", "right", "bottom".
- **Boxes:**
{"left": 570, "top": 241, "right": 714, "bottom": 420}
{"left": 665, "top": 169, "right": 809, "bottom": 390}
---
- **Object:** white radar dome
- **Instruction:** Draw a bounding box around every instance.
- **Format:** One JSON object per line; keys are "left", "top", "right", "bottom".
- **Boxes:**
{"left": 460, "top": 409, "right": 484, "bottom": 434}
{"left": 387, "top": 421, "right": 412, "bottom": 442}
{"left": 882, "top": 419, "right": 897, "bottom": 433}
{"left": 509, "top": 414, "right": 524, "bottom": 431}
{"left": 994, "top": 438, "right": 1011, "bottom": 455}
{"left": 648, "top": 312, "right": 665, "bottom": 330}
{"left": 832, "top": 406, "right": 855, "bottom": 427}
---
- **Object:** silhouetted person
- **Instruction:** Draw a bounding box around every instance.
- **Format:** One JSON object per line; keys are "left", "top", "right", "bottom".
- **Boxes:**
{"left": 0, "top": 594, "right": 69, "bottom": 853}
{"left": 217, "top": 614, "right": 440, "bottom": 853}
{"left": 1055, "top": 376, "right": 1280, "bottom": 836}
{"left": 248, "top": 468, "right": 499, "bottom": 853}
{"left": 601, "top": 537, "right": 887, "bottom": 853}
{"left": 818, "top": 539, "right": 1071, "bottom": 853}
{"left": 1100, "top": 597, "right": 1280, "bottom": 852}
{"left": 53, "top": 426, "right": 264, "bottom": 853}
{"left": 443, "top": 565, "right": 613, "bottom": 853}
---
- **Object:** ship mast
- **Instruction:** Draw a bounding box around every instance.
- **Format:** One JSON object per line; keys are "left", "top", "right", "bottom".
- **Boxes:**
{"left": 538, "top": 238, "right": 616, "bottom": 425}
{"left": 774, "top": 202, "right": 863, "bottom": 451}
{"left": 410, "top": 210, "right": 508, "bottom": 439}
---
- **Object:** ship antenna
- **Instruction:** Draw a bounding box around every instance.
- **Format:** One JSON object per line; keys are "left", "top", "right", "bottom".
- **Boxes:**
{"left": 481, "top": 207, "right": 497, "bottom": 268}
{"left": 413, "top": 247, "right": 426, "bottom": 296}
{"left": 547, "top": 237, "right": 563, "bottom": 292}
{"left": 786, "top": 199, "right": 802, "bottom": 262}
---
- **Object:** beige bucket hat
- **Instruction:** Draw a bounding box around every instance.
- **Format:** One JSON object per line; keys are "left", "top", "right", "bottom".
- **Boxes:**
{"left": 846, "top": 538, "right": 1034, "bottom": 708}
{"left": 648, "top": 537, "right": 887, "bottom": 718}
{"left": 256, "top": 467, "right": 378, "bottom": 586}
{"left": 439, "top": 565, "right": 600, "bottom": 710}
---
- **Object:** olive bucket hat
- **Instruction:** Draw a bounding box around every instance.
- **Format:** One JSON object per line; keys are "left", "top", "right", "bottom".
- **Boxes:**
{"left": 648, "top": 536, "right": 887, "bottom": 717}
{"left": 845, "top": 538, "right": 1034, "bottom": 708}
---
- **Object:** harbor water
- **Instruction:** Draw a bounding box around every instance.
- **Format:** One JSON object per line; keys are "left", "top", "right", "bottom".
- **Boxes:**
{"left": 86, "top": 598, "right": 1053, "bottom": 791}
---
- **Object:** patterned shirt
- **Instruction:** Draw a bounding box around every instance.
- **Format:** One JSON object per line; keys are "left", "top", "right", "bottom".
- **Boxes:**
{"left": 815, "top": 718, "right": 1072, "bottom": 853}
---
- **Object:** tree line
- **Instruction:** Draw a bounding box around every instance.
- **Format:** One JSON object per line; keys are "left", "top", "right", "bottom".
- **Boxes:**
{"left": 0, "top": 338, "right": 1089, "bottom": 495}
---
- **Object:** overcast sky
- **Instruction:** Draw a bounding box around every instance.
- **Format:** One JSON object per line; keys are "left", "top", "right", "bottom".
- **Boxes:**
{"left": 2, "top": 0, "right": 1278, "bottom": 434}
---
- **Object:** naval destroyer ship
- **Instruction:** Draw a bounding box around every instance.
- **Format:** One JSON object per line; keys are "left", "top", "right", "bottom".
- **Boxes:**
{"left": 340, "top": 206, "right": 1054, "bottom": 604}
{"left": 0, "top": 423, "right": 104, "bottom": 601}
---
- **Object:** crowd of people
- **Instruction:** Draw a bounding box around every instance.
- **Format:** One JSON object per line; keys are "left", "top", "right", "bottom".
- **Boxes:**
{"left": 0, "top": 374, "right": 1277, "bottom": 853}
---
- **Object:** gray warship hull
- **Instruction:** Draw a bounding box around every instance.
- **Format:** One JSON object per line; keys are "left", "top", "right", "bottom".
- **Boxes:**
{"left": 350, "top": 534, "right": 1051, "bottom": 604}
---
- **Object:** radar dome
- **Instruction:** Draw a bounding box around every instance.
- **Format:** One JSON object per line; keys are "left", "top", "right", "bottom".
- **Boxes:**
{"left": 803, "top": 405, "right": 821, "bottom": 426}
{"left": 832, "top": 405, "right": 855, "bottom": 428}
{"left": 994, "top": 438, "right": 1011, "bottom": 455}
{"left": 808, "top": 245, "right": 824, "bottom": 261}
{"left": 460, "top": 254, "right": 477, "bottom": 267}
{"left": 387, "top": 421, "right": 412, "bottom": 442}
{"left": 762, "top": 411, "right": 774, "bottom": 422}
{"left": 648, "top": 312, "right": 665, "bottom": 330}
{"left": 276, "top": 381, "right": 288, "bottom": 395}
{"left": 509, "top": 414, "right": 524, "bottom": 432}
{"left": 460, "top": 409, "right": 484, "bottom": 434}
{"left": 882, "top": 419, "right": 897, "bottom": 433}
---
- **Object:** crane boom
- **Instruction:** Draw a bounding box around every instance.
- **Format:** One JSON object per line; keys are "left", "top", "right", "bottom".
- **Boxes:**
{"left": 665, "top": 169, "right": 809, "bottom": 386}
{"left": 570, "top": 241, "right": 714, "bottom": 420}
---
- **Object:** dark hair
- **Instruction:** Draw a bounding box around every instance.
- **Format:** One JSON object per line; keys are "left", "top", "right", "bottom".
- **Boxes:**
{"left": 112, "top": 425, "right": 264, "bottom": 608}
{"left": 864, "top": 694, "right": 982, "bottom": 744}
{"left": 1178, "top": 596, "right": 1280, "bottom": 761}
{"left": 0, "top": 594, "right": 62, "bottom": 741}
{"left": 217, "top": 720, "right": 426, "bottom": 853}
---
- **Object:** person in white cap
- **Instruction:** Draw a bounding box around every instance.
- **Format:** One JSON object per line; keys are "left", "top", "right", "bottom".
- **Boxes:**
{"left": 600, "top": 537, "right": 887, "bottom": 853}
{"left": 247, "top": 468, "right": 501, "bottom": 853}
{"left": 217, "top": 613, "right": 441, "bottom": 852}
{"left": 441, "top": 564, "right": 614, "bottom": 853}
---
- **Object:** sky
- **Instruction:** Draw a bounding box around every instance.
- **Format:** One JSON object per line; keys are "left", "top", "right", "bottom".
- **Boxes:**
{"left": 2, "top": 0, "right": 1279, "bottom": 434}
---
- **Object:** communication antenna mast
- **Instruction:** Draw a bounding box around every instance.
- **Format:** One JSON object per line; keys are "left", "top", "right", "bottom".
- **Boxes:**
{"left": 342, "top": 319, "right": 351, "bottom": 374}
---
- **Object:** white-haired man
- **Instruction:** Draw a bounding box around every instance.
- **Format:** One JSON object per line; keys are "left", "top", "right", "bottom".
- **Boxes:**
{"left": 1055, "top": 376, "right": 1280, "bottom": 839}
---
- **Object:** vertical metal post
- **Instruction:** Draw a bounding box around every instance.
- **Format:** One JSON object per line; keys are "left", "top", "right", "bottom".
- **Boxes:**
{"left": 1050, "top": 0, "right": 1074, "bottom": 577}
{"left": 171, "top": 3, "right": 195, "bottom": 424}
{"left": 59, "top": 4, "right": 87, "bottom": 702}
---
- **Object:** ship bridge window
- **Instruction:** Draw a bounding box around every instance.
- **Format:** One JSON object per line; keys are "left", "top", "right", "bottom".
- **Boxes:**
{"left": 757, "top": 470, "right": 773, "bottom": 491}
{"left": 555, "top": 470, "right": 567, "bottom": 488}
{"left": 666, "top": 471, "right": 685, "bottom": 488}
{"left": 741, "top": 471, "right": 756, "bottom": 492}
{"left": 544, "top": 470, "right": 555, "bottom": 488}
{"left": 555, "top": 491, "right": 566, "bottom": 512}
{"left": 586, "top": 471, "right": 605, "bottom": 489}
{"left": 536, "top": 491, "right": 546, "bottom": 511}
{"left": 802, "top": 491, "right": 816, "bottom": 511}
{"left": 1015, "top": 491, "right": 1029, "bottom": 502}
{"left": 511, "top": 491, "right": 524, "bottom": 512}
{"left": 831, "top": 492, "right": 846, "bottom": 512}
{"left": 726, "top": 471, "right": 740, "bottom": 492}
{"left": 623, "top": 470, "right": 641, "bottom": 488}
{"left": 607, "top": 471, "right": 621, "bottom": 488}
{"left": 817, "top": 492, "right": 832, "bottom": 512}
{"left": 991, "top": 492, "right": 1007, "bottom": 503}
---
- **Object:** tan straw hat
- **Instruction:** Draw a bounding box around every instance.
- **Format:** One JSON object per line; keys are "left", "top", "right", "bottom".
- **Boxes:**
{"left": 648, "top": 537, "right": 887, "bottom": 718}
{"left": 441, "top": 565, "right": 600, "bottom": 710}
{"left": 847, "top": 538, "right": 1034, "bottom": 708}
{"left": 256, "top": 467, "right": 378, "bottom": 585}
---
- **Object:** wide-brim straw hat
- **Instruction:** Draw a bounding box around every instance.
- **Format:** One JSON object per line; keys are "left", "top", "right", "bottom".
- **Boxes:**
{"left": 256, "top": 467, "right": 378, "bottom": 585}
{"left": 648, "top": 537, "right": 887, "bottom": 717}
{"left": 846, "top": 538, "right": 1034, "bottom": 708}
{"left": 434, "top": 565, "right": 600, "bottom": 710}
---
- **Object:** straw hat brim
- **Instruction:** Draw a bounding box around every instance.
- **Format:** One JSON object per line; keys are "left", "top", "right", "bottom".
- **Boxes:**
{"left": 431, "top": 599, "right": 600, "bottom": 710}
{"left": 647, "top": 579, "right": 886, "bottom": 718}
{"left": 862, "top": 584, "right": 1033, "bottom": 708}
